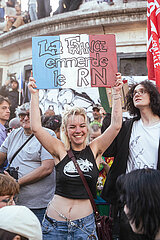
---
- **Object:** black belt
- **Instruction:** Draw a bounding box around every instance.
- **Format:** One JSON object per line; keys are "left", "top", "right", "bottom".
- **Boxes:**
{"left": 45, "top": 214, "right": 54, "bottom": 224}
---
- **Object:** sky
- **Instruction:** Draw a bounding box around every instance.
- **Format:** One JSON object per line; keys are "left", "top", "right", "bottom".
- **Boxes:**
{"left": 21, "top": 0, "right": 59, "bottom": 12}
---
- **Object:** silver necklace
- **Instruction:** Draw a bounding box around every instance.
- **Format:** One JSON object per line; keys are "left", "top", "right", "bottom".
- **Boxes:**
{"left": 49, "top": 202, "right": 97, "bottom": 239}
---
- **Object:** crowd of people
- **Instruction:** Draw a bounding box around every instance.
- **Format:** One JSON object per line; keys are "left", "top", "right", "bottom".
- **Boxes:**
{"left": 0, "top": 70, "right": 159, "bottom": 240}
{"left": 0, "top": 0, "right": 116, "bottom": 33}
{"left": 1, "top": 0, "right": 159, "bottom": 239}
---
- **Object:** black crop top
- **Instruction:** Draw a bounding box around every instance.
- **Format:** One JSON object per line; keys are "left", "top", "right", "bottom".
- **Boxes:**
{"left": 55, "top": 145, "right": 99, "bottom": 199}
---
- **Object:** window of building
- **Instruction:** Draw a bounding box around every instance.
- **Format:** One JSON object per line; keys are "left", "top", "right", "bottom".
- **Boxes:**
{"left": 117, "top": 53, "right": 147, "bottom": 76}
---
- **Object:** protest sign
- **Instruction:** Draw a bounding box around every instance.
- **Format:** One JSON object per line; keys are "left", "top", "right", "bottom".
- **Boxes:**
{"left": 32, "top": 34, "right": 117, "bottom": 89}
{"left": 106, "top": 79, "right": 129, "bottom": 111}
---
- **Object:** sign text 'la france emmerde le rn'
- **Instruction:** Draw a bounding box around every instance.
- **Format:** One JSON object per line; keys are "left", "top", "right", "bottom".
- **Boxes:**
{"left": 32, "top": 34, "right": 117, "bottom": 89}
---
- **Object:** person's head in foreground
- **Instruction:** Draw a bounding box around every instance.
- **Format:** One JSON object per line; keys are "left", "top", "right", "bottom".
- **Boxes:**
{"left": 0, "top": 205, "right": 42, "bottom": 240}
{"left": 0, "top": 174, "right": 19, "bottom": 208}
{"left": 61, "top": 106, "right": 89, "bottom": 150}
{"left": 116, "top": 168, "right": 160, "bottom": 240}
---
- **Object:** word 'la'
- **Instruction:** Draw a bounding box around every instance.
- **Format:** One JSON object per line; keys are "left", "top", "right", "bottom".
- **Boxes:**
{"left": 38, "top": 37, "right": 107, "bottom": 57}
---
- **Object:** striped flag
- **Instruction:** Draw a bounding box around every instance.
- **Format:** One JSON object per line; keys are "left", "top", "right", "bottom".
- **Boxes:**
{"left": 147, "top": 0, "right": 160, "bottom": 91}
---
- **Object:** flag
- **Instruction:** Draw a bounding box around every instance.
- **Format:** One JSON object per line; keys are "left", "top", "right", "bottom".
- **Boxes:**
{"left": 147, "top": 0, "right": 160, "bottom": 91}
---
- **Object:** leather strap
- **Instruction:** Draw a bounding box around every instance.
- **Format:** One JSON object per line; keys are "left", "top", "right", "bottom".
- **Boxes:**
{"left": 6, "top": 133, "right": 34, "bottom": 170}
{"left": 68, "top": 149, "right": 99, "bottom": 217}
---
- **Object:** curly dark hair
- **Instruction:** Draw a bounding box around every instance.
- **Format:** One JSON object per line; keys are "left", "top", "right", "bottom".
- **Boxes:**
{"left": 43, "top": 115, "right": 62, "bottom": 132}
{"left": 116, "top": 169, "right": 160, "bottom": 240}
{"left": 126, "top": 81, "right": 160, "bottom": 118}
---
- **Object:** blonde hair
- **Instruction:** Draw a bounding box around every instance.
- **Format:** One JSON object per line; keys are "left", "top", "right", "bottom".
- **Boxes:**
{"left": 61, "top": 106, "right": 89, "bottom": 150}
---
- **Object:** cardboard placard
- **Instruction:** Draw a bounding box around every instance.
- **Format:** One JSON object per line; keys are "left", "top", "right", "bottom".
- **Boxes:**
{"left": 106, "top": 80, "right": 129, "bottom": 111}
{"left": 32, "top": 34, "right": 117, "bottom": 89}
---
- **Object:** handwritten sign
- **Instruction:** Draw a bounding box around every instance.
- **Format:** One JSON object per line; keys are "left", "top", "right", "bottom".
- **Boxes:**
{"left": 32, "top": 34, "right": 117, "bottom": 89}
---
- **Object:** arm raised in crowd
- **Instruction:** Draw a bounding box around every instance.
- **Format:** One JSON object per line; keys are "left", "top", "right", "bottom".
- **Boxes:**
{"left": 28, "top": 77, "right": 66, "bottom": 162}
{"left": 90, "top": 73, "right": 123, "bottom": 159}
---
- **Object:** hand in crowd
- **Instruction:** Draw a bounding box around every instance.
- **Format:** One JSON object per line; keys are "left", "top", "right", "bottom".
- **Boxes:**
{"left": 112, "top": 72, "right": 123, "bottom": 94}
{"left": 4, "top": 79, "right": 10, "bottom": 86}
{"left": 28, "top": 76, "right": 39, "bottom": 94}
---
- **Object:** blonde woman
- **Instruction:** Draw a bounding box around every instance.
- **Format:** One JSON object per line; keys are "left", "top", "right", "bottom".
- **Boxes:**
{"left": 28, "top": 73, "right": 123, "bottom": 240}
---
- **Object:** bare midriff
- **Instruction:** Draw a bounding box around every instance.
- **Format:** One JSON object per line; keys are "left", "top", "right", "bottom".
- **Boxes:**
{"left": 47, "top": 194, "right": 93, "bottom": 221}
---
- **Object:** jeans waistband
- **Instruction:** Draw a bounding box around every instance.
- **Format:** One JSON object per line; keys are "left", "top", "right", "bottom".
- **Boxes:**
{"left": 45, "top": 212, "right": 94, "bottom": 226}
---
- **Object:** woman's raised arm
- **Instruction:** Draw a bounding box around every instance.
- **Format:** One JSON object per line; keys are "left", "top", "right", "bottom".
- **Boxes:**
{"left": 28, "top": 77, "right": 66, "bottom": 160}
{"left": 28, "top": 77, "right": 41, "bottom": 132}
{"left": 90, "top": 73, "right": 123, "bottom": 157}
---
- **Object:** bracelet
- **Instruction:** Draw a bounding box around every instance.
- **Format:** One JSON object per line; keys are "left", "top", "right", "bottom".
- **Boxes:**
{"left": 113, "top": 96, "right": 122, "bottom": 100}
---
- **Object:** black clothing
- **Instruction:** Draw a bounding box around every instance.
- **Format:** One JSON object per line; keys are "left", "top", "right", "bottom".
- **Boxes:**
{"left": 55, "top": 146, "right": 99, "bottom": 199}
{"left": 101, "top": 118, "right": 135, "bottom": 204}
{"left": 53, "top": 0, "right": 83, "bottom": 15}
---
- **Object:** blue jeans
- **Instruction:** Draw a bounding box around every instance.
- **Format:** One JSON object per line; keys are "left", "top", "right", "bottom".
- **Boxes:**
{"left": 29, "top": 3, "right": 38, "bottom": 21}
{"left": 42, "top": 213, "right": 98, "bottom": 240}
{"left": 30, "top": 208, "right": 46, "bottom": 225}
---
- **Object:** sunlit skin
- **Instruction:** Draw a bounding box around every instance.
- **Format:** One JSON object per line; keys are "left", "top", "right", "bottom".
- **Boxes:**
{"left": 0, "top": 101, "right": 10, "bottom": 125}
{"left": 89, "top": 129, "right": 110, "bottom": 174}
{"left": 66, "top": 115, "right": 88, "bottom": 151}
{"left": 133, "top": 84, "right": 150, "bottom": 110}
